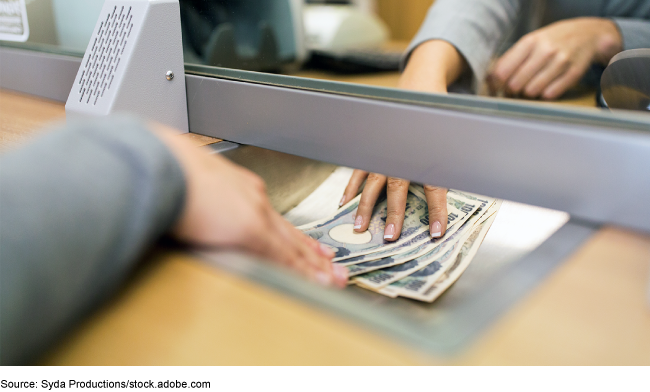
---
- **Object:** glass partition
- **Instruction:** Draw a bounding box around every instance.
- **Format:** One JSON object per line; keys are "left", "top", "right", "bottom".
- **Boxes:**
{"left": 3, "top": 0, "right": 650, "bottom": 132}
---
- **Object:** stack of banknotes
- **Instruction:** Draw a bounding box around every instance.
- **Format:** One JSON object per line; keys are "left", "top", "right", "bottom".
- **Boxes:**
{"left": 298, "top": 185, "right": 501, "bottom": 302}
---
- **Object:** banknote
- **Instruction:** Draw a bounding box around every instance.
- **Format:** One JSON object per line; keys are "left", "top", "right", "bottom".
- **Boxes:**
{"left": 302, "top": 185, "right": 480, "bottom": 261}
{"left": 336, "top": 229, "right": 432, "bottom": 267}
{"left": 394, "top": 212, "right": 498, "bottom": 302}
{"left": 380, "top": 201, "right": 500, "bottom": 298}
{"left": 411, "top": 188, "right": 483, "bottom": 232}
{"left": 336, "top": 195, "right": 493, "bottom": 266}
{"left": 354, "top": 239, "right": 453, "bottom": 291}
{"left": 352, "top": 199, "right": 494, "bottom": 289}
{"left": 301, "top": 186, "right": 428, "bottom": 260}
{"left": 347, "top": 239, "right": 445, "bottom": 277}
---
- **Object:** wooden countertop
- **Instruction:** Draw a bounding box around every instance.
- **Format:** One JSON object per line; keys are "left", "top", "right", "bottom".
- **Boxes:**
{"left": 2, "top": 86, "right": 649, "bottom": 365}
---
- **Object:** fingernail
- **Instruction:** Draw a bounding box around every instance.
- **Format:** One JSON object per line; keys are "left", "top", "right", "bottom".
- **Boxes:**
{"left": 339, "top": 196, "right": 346, "bottom": 207}
{"left": 319, "top": 243, "right": 335, "bottom": 258}
{"left": 332, "top": 264, "right": 348, "bottom": 284}
{"left": 384, "top": 223, "right": 395, "bottom": 240}
{"left": 353, "top": 215, "right": 363, "bottom": 230}
{"left": 430, "top": 221, "right": 442, "bottom": 238}
{"left": 315, "top": 271, "right": 332, "bottom": 286}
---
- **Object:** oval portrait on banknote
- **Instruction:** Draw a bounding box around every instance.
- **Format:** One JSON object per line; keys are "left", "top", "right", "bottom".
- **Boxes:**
{"left": 328, "top": 224, "right": 372, "bottom": 244}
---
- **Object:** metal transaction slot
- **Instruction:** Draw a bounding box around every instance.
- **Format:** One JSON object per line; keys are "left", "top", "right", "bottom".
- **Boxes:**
{"left": 198, "top": 166, "right": 588, "bottom": 356}
{"left": 199, "top": 205, "right": 595, "bottom": 356}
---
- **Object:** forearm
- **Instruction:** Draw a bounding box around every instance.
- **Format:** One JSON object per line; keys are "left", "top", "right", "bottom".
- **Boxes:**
{"left": 0, "top": 116, "right": 186, "bottom": 364}
{"left": 399, "top": 40, "right": 467, "bottom": 92}
{"left": 404, "top": 0, "right": 524, "bottom": 91}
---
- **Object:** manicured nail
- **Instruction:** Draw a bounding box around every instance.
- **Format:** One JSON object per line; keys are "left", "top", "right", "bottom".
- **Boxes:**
{"left": 333, "top": 264, "right": 348, "bottom": 284}
{"left": 430, "top": 221, "right": 442, "bottom": 238}
{"left": 339, "top": 195, "right": 346, "bottom": 207}
{"left": 320, "top": 243, "right": 335, "bottom": 258}
{"left": 384, "top": 223, "right": 395, "bottom": 240}
{"left": 315, "top": 271, "right": 332, "bottom": 286}
{"left": 353, "top": 215, "right": 363, "bottom": 230}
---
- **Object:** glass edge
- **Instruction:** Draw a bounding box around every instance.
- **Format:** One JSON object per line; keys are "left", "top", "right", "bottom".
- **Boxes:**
{"left": 185, "top": 63, "right": 650, "bottom": 133}
{"left": 3, "top": 42, "right": 649, "bottom": 133}
{"left": 1, "top": 41, "right": 84, "bottom": 59}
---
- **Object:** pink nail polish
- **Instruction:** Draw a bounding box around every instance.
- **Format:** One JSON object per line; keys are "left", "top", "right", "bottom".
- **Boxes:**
{"left": 430, "top": 221, "right": 442, "bottom": 238}
{"left": 384, "top": 223, "right": 395, "bottom": 240}
{"left": 333, "top": 264, "right": 348, "bottom": 283}
{"left": 315, "top": 272, "right": 332, "bottom": 286}
{"left": 353, "top": 215, "right": 363, "bottom": 230}
{"left": 339, "top": 196, "right": 346, "bottom": 207}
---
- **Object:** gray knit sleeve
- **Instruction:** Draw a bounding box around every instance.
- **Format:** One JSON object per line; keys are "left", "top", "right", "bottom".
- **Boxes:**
{"left": 612, "top": 17, "right": 650, "bottom": 50}
{"left": 403, "top": 0, "right": 525, "bottom": 92}
{"left": 0, "top": 115, "right": 186, "bottom": 364}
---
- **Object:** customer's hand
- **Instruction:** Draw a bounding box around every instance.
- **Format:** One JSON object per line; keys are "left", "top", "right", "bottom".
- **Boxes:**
{"left": 340, "top": 171, "right": 448, "bottom": 241}
{"left": 151, "top": 123, "right": 348, "bottom": 288}
{"left": 488, "top": 17, "right": 622, "bottom": 100}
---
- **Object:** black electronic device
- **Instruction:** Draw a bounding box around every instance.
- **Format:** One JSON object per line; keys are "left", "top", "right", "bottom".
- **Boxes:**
{"left": 308, "top": 48, "right": 402, "bottom": 73}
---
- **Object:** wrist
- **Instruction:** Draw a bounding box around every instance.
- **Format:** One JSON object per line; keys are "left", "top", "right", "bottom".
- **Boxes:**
{"left": 594, "top": 18, "right": 623, "bottom": 65}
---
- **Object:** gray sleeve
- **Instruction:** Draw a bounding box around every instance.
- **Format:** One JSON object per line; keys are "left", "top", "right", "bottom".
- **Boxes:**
{"left": 0, "top": 115, "right": 186, "bottom": 365}
{"left": 403, "top": 0, "right": 525, "bottom": 92}
{"left": 612, "top": 18, "right": 650, "bottom": 50}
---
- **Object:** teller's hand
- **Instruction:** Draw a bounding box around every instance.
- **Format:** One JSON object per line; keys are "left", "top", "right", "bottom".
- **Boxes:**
{"left": 488, "top": 17, "right": 622, "bottom": 100}
{"left": 339, "top": 171, "right": 448, "bottom": 241}
{"left": 151, "top": 123, "right": 348, "bottom": 288}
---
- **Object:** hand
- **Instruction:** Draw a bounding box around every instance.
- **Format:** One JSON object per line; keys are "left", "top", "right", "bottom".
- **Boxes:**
{"left": 339, "top": 171, "right": 448, "bottom": 241}
{"left": 488, "top": 17, "right": 622, "bottom": 100}
{"left": 336, "top": 41, "right": 460, "bottom": 242}
{"left": 151, "top": 123, "right": 348, "bottom": 288}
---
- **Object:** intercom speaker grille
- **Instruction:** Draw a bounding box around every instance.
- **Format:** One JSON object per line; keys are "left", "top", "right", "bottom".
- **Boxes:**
{"left": 77, "top": 5, "right": 135, "bottom": 106}
{"left": 66, "top": 0, "right": 188, "bottom": 133}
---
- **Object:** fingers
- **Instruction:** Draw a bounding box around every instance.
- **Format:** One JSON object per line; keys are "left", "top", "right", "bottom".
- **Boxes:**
{"left": 541, "top": 62, "right": 589, "bottom": 100}
{"left": 522, "top": 53, "right": 570, "bottom": 97}
{"left": 504, "top": 46, "right": 555, "bottom": 95}
{"left": 256, "top": 209, "right": 348, "bottom": 288}
{"left": 274, "top": 211, "right": 347, "bottom": 287}
{"left": 489, "top": 36, "right": 535, "bottom": 92}
{"left": 340, "top": 169, "right": 369, "bottom": 207}
{"left": 384, "top": 178, "right": 410, "bottom": 242}
{"left": 424, "top": 185, "right": 448, "bottom": 238}
{"left": 354, "top": 173, "right": 387, "bottom": 232}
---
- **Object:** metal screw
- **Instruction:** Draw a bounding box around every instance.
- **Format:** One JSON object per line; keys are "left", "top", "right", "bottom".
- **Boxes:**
{"left": 166, "top": 70, "right": 174, "bottom": 81}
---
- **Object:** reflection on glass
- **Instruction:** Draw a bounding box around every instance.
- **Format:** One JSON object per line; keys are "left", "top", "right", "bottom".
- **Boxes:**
{"left": 3, "top": 0, "right": 650, "bottom": 123}
{"left": 179, "top": 0, "right": 306, "bottom": 72}
{"left": 18, "top": 0, "right": 102, "bottom": 53}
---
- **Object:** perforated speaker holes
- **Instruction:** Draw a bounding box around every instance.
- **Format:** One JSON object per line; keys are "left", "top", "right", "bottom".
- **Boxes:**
{"left": 78, "top": 5, "right": 134, "bottom": 105}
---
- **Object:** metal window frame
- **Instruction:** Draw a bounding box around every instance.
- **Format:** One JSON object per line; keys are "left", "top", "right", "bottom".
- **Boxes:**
{"left": 2, "top": 45, "right": 649, "bottom": 233}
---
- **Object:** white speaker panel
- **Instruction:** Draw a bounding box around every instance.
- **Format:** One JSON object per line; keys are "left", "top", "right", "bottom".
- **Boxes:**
{"left": 66, "top": 0, "right": 188, "bottom": 133}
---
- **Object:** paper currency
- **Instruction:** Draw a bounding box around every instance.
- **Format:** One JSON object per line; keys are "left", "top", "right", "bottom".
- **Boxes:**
{"left": 337, "top": 194, "right": 492, "bottom": 266}
{"left": 347, "top": 240, "right": 444, "bottom": 277}
{"left": 297, "top": 177, "right": 501, "bottom": 303}
{"left": 392, "top": 212, "right": 498, "bottom": 302}
{"left": 301, "top": 185, "right": 480, "bottom": 261}
{"left": 353, "top": 200, "right": 493, "bottom": 289}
